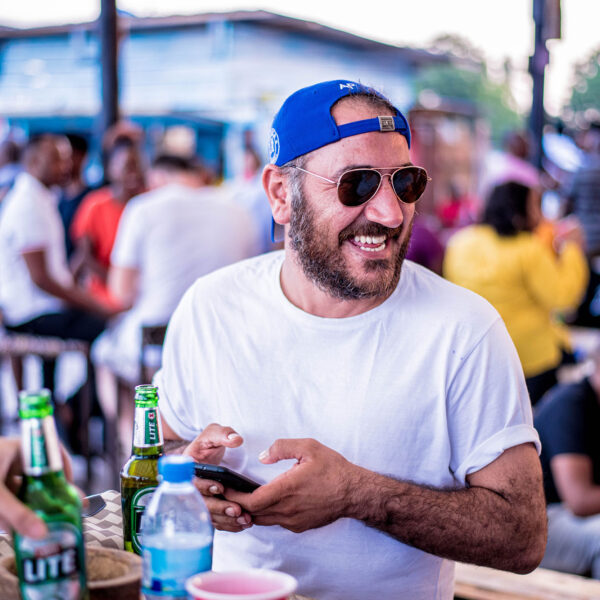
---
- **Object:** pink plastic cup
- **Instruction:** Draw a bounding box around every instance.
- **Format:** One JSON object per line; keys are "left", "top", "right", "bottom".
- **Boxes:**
{"left": 186, "top": 568, "right": 298, "bottom": 600}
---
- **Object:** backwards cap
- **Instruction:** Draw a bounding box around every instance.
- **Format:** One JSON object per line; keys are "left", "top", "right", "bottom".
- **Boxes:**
{"left": 268, "top": 80, "right": 411, "bottom": 167}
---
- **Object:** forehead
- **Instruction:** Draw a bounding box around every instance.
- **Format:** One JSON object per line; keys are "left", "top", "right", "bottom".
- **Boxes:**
{"left": 308, "top": 100, "right": 410, "bottom": 171}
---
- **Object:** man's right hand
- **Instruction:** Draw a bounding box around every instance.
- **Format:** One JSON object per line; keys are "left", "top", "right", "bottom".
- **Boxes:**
{"left": 181, "top": 423, "right": 253, "bottom": 532}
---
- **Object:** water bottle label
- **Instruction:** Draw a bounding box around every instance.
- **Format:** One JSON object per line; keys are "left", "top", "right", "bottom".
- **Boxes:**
{"left": 142, "top": 542, "right": 212, "bottom": 596}
{"left": 15, "top": 522, "right": 85, "bottom": 600}
{"left": 130, "top": 487, "right": 156, "bottom": 553}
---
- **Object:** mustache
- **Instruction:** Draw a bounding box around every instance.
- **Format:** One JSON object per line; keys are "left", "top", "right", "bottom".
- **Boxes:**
{"left": 339, "top": 222, "right": 404, "bottom": 243}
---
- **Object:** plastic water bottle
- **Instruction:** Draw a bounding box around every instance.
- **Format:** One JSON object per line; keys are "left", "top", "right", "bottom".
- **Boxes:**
{"left": 141, "top": 455, "right": 213, "bottom": 599}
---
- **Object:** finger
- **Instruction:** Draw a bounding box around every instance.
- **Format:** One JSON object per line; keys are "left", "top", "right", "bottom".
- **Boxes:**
{"left": 193, "top": 477, "right": 224, "bottom": 497}
{"left": 203, "top": 496, "right": 253, "bottom": 532}
{"left": 0, "top": 487, "right": 47, "bottom": 539}
{"left": 199, "top": 423, "right": 244, "bottom": 448}
{"left": 258, "top": 438, "right": 315, "bottom": 465}
{"left": 60, "top": 445, "right": 74, "bottom": 482}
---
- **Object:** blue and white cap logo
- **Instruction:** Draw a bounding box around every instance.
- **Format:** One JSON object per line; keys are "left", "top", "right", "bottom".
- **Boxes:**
{"left": 269, "top": 128, "right": 280, "bottom": 164}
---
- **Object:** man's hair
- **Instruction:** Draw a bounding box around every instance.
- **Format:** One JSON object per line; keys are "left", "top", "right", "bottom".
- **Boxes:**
{"left": 152, "top": 153, "right": 194, "bottom": 173}
{"left": 482, "top": 181, "right": 532, "bottom": 236}
{"left": 65, "top": 133, "right": 88, "bottom": 155}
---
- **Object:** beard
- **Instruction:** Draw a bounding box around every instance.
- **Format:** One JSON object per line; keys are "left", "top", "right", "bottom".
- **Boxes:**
{"left": 288, "top": 189, "right": 413, "bottom": 301}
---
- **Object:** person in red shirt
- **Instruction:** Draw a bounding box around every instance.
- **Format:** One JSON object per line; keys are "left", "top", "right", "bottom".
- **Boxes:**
{"left": 70, "top": 137, "right": 146, "bottom": 305}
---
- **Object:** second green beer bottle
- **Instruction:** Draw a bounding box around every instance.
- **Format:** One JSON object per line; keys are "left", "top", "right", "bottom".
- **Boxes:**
{"left": 120, "top": 384, "right": 164, "bottom": 554}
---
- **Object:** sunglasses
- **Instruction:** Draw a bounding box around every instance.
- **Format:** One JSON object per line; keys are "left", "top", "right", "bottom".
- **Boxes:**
{"left": 291, "top": 165, "right": 430, "bottom": 207}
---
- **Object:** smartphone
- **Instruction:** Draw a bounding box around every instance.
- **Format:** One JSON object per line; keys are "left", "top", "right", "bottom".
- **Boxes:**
{"left": 194, "top": 463, "right": 260, "bottom": 493}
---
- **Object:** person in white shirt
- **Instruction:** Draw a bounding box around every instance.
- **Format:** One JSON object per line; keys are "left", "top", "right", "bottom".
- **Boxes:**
{"left": 0, "top": 135, "right": 117, "bottom": 407}
{"left": 93, "top": 154, "right": 261, "bottom": 451}
{"left": 154, "top": 81, "right": 547, "bottom": 600}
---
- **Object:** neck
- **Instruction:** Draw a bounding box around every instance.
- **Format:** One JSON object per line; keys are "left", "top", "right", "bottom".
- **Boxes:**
{"left": 279, "top": 254, "right": 391, "bottom": 318}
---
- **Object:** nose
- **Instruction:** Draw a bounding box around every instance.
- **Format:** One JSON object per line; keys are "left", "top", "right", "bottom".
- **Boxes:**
{"left": 362, "top": 173, "right": 408, "bottom": 229}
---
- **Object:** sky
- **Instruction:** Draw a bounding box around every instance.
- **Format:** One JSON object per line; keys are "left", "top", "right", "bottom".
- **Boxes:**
{"left": 0, "top": 0, "right": 598, "bottom": 117}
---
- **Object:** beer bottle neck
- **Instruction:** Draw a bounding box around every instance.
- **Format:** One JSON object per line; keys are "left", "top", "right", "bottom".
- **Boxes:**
{"left": 21, "top": 415, "right": 63, "bottom": 476}
{"left": 132, "top": 405, "right": 164, "bottom": 455}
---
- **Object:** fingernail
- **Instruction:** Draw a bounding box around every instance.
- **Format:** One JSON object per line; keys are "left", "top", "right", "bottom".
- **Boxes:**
{"left": 227, "top": 433, "right": 241, "bottom": 440}
{"left": 258, "top": 449, "right": 269, "bottom": 461}
{"left": 237, "top": 516, "right": 249, "bottom": 525}
{"left": 27, "top": 520, "right": 47, "bottom": 539}
{"left": 209, "top": 485, "right": 220, "bottom": 494}
{"left": 225, "top": 507, "right": 237, "bottom": 517}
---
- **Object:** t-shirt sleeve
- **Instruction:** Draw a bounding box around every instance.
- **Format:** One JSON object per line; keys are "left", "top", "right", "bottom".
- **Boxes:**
{"left": 447, "top": 318, "right": 541, "bottom": 484}
{"left": 110, "top": 203, "right": 143, "bottom": 269}
{"left": 152, "top": 286, "right": 203, "bottom": 440}
{"left": 12, "top": 194, "right": 53, "bottom": 253}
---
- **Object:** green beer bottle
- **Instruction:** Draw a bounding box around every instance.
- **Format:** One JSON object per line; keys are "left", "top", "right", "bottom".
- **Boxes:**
{"left": 13, "top": 389, "right": 88, "bottom": 600}
{"left": 120, "top": 384, "right": 164, "bottom": 554}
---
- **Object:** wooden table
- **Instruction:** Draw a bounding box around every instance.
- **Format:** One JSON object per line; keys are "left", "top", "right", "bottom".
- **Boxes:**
{"left": 454, "top": 562, "right": 600, "bottom": 599}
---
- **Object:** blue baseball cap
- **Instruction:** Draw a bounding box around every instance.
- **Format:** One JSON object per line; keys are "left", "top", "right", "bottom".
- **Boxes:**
{"left": 268, "top": 80, "right": 411, "bottom": 166}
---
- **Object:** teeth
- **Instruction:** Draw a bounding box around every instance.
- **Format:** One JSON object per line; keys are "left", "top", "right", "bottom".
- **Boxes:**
{"left": 363, "top": 242, "right": 386, "bottom": 252}
{"left": 353, "top": 234, "right": 387, "bottom": 245}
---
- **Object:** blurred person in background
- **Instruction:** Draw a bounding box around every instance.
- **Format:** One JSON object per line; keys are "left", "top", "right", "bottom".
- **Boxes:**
{"left": 0, "top": 139, "right": 22, "bottom": 203}
{"left": 444, "top": 180, "right": 588, "bottom": 405}
{"left": 534, "top": 346, "right": 600, "bottom": 578}
{"left": 405, "top": 213, "right": 445, "bottom": 274}
{"left": 93, "top": 153, "right": 260, "bottom": 454}
{"left": 0, "top": 134, "right": 119, "bottom": 444}
{"left": 57, "top": 133, "right": 93, "bottom": 258}
{"left": 70, "top": 136, "right": 146, "bottom": 307}
{"left": 565, "top": 123, "right": 600, "bottom": 259}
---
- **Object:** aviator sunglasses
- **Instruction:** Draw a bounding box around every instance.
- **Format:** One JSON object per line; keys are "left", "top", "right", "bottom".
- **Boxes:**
{"left": 291, "top": 165, "right": 431, "bottom": 207}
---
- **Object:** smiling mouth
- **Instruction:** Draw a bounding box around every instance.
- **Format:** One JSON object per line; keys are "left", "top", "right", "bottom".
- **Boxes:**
{"left": 349, "top": 234, "right": 387, "bottom": 252}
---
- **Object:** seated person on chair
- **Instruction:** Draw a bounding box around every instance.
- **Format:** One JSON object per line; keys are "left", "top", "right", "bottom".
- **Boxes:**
{"left": 535, "top": 347, "right": 600, "bottom": 579}
{"left": 92, "top": 154, "right": 260, "bottom": 452}
{"left": 0, "top": 134, "right": 119, "bottom": 432}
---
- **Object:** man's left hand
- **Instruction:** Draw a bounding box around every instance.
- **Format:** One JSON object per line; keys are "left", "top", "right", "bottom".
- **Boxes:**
{"left": 227, "top": 438, "right": 360, "bottom": 533}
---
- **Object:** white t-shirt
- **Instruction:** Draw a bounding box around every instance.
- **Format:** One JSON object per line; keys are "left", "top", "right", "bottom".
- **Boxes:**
{"left": 92, "top": 183, "right": 261, "bottom": 382}
{"left": 0, "top": 172, "right": 72, "bottom": 325}
{"left": 155, "top": 252, "right": 539, "bottom": 600}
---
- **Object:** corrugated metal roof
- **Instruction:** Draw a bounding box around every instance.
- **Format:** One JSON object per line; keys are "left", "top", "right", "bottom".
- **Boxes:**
{"left": 0, "top": 9, "right": 448, "bottom": 66}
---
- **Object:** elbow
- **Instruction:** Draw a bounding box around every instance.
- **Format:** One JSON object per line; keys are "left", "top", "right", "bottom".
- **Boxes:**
{"left": 507, "top": 520, "right": 548, "bottom": 574}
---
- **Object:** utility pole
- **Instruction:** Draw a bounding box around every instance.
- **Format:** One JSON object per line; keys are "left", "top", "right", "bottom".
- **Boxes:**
{"left": 99, "top": 0, "right": 119, "bottom": 138}
{"left": 529, "top": 0, "right": 561, "bottom": 170}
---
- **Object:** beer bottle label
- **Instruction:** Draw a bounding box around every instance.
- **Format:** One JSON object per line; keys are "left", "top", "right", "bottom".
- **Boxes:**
{"left": 22, "top": 417, "right": 62, "bottom": 476}
{"left": 130, "top": 486, "right": 156, "bottom": 554}
{"left": 133, "top": 407, "right": 163, "bottom": 448}
{"left": 15, "top": 522, "right": 85, "bottom": 600}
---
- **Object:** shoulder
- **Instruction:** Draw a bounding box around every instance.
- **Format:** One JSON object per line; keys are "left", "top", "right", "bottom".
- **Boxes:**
{"left": 402, "top": 260, "right": 500, "bottom": 322}
{"left": 534, "top": 379, "right": 589, "bottom": 428}
{"left": 182, "top": 251, "right": 282, "bottom": 305}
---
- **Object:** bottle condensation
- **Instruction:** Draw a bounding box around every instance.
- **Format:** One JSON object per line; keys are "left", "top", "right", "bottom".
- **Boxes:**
{"left": 120, "top": 384, "right": 164, "bottom": 554}
{"left": 13, "top": 389, "right": 88, "bottom": 600}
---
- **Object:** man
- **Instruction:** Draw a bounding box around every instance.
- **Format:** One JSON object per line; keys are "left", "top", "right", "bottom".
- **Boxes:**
{"left": 57, "top": 133, "right": 93, "bottom": 258}
{"left": 154, "top": 81, "right": 546, "bottom": 600}
{"left": 534, "top": 348, "right": 600, "bottom": 578}
{"left": 92, "top": 154, "right": 260, "bottom": 450}
{"left": 0, "top": 134, "right": 115, "bottom": 352}
{"left": 566, "top": 124, "right": 600, "bottom": 258}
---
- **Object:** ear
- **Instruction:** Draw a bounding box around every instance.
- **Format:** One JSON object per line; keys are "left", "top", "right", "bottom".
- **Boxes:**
{"left": 262, "top": 164, "right": 292, "bottom": 226}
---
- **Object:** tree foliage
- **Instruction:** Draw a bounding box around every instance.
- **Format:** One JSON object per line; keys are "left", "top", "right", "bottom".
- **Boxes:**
{"left": 565, "top": 47, "right": 600, "bottom": 125}
{"left": 416, "top": 35, "right": 523, "bottom": 146}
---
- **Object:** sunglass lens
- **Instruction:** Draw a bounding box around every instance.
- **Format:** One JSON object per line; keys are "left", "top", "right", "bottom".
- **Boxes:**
{"left": 338, "top": 170, "right": 381, "bottom": 206}
{"left": 392, "top": 168, "right": 428, "bottom": 204}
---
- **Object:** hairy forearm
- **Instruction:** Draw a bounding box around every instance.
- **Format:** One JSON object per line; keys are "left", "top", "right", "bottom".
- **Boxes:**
{"left": 346, "top": 469, "right": 546, "bottom": 573}
{"left": 163, "top": 439, "right": 189, "bottom": 455}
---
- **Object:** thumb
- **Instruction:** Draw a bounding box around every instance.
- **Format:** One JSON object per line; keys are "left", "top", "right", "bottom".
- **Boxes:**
{"left": 0, "top": 486, "right": 47, "bottom": 539}
{"left": 259, "top": 438, "right": 313, "bottom": 464}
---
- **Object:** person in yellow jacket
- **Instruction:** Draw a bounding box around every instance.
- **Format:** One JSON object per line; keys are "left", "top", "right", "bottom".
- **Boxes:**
{"left": 444, "top": 180, "right": 588, "bottom": 405}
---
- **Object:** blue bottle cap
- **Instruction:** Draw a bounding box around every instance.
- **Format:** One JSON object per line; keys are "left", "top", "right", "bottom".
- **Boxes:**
{"left": 158, "top": 455, "right": 195, "bottom": 483}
